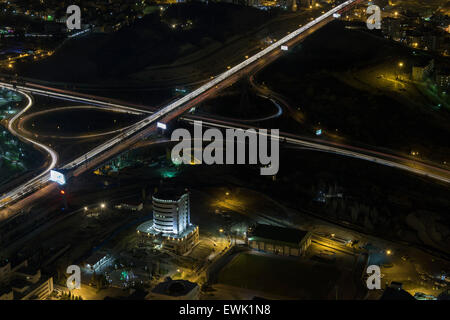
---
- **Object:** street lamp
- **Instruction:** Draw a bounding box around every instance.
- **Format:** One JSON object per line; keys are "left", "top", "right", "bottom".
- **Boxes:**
{"left": 386, "top": 249, "right": 392, "bottom": 255}
{"left": 100, "top": 203, "right": 106, "bottom": 209}
{"left": 397, "top": 62, "right": 404, "bottom": 80}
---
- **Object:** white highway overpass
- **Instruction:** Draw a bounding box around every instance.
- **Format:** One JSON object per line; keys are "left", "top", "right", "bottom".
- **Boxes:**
{"left": 183, "top": 118, "right": 450, "bottom": 184}
{"left": 0, "top": 0, "right": 360, "bottom": 208}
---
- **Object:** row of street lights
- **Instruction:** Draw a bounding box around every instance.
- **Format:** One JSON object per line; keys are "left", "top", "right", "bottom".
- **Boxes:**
{"left": 84, "top": 203, "right": 106, "bottom": 212}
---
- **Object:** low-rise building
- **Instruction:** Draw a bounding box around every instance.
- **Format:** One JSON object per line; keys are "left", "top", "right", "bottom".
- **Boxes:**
{"left": 85, "top": 253, "right": 111, "bottom": 272}
{"left": 381, "top": 17, "right": 403, "bottom": 41}
{"left": 0, "top": 260, "right": 53, "bottom": 300}
{"left": 146, "top": 278, "right": 199, "bottom": 300}
{"left": 435, "top": 68, "right": 450, "bottom": 89}
{"left": 247, "top": 224, "right": 312, "bottom": 257}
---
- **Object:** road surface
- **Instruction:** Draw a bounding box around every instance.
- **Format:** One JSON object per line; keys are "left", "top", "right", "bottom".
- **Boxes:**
{"left": 0, "top": 0, "right": 365, "bottom": 212}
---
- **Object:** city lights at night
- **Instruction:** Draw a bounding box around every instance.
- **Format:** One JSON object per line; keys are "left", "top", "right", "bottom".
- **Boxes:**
{"left": 0, "top": 0, "right": 449, "bottom": 315}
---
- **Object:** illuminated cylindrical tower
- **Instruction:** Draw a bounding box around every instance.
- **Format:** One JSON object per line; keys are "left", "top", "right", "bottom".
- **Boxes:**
{"left": 137, "top": 187, "right": 199, "bottom": 255}
{"left": 152, "top": 190, "right": 190, "bottom": 235}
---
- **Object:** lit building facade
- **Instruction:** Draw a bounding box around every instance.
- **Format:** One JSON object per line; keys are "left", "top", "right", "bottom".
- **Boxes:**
{"left": 0, "top": 260, "right": 53, "bottom": 300}
{"left": 153, "top": 192, "right": 190, "bottom": 235}
{"left": 247, "top": 224, "right": 311, "bottom": 257}
{"left": 85, "top": 253, "right": 111, "bottom": 272}
{"left": 436, "top": 69, "right": 450, "bottom": 89}
{"left": 137, "top": 189, "right": 199, "bottom": 255}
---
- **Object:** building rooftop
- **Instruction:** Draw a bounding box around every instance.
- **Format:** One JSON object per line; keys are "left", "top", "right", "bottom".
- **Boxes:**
{"left": 16, "top": 264, "right": 39, "bottom": 276}
{"left": 136, "top": 220, "right": 154, "bottom": 234}
{"left": 10, "top": 276, "right": 51, "bottom": 300}
{"left": 85, "top": 252, "right": 108, "bottom": 266}
{"left": 151, "top": 278, "right": 198, "bottom": 297}
{"left": 10, "top": 278, "right": 30, "bottom": 290}
{"left": 248, "top": 224, "right": 309, "bottom": 244}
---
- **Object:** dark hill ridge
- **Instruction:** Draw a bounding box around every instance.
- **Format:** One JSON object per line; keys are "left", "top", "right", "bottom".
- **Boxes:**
{"left": 19, "top": 3, "right": 274, "bottom": 83}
